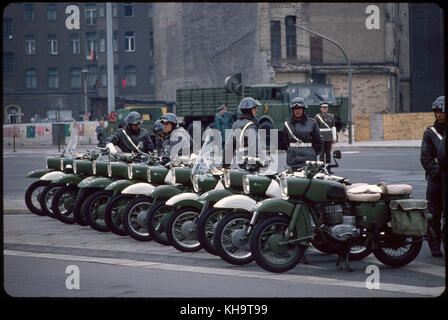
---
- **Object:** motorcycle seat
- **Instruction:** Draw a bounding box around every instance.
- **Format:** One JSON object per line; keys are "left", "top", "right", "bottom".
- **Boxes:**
{"left": 346, "top": 183, "right": 381, "bottom": 202}
{"left": 377, "top": 182, "right": 413, "bottom": 196}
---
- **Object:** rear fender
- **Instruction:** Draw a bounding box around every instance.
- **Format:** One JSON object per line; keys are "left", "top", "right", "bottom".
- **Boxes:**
{"left": 121, "top": 183, "right": 155, "bottom": 195}
{"left": 213, "top": 194, "right": 257, "bottom": 212}
{"left": 26, "top": 169, "right": 53, "bottom": 178}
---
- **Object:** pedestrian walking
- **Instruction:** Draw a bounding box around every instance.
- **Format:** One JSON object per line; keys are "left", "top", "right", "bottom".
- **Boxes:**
{"left": 420, "top": 95, "right": 445, "bottom": 257}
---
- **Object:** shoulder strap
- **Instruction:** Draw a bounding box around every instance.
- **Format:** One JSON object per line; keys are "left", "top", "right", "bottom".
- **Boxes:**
{"left": 316, "top": 114, "right": 330, "bottom": 129}
{"left": 284, "top": 121, "right": 303, "bottom": 143}
{"left": 121, "top": 129, "right": 141, "bottom": 152}
{"left": 430, "top": 126, "right": 443, "bottom": 141}
{"left": 239, "top": 121, "right": 255, "bottom": 148}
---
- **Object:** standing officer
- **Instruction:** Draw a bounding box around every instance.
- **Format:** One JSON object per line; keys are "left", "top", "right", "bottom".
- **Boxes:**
{"left": 95, "top": 120, "right": 106, "bottom": 147}
{"left": 106, "top": 111, "right": 154, "bottom": 154}
{"left": 283, "top": 97, "right": 323, "bottom": 171}
{"left": 314, "top": 102, "right": 337, "bottom": 171}
{"left": 420, "top": 96, "right": 445, "bottom": 257}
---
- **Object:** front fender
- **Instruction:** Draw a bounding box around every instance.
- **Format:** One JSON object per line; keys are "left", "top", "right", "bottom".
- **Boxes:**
{"left": 26, "top": 169, "right": 53, "bottom": 178}
{"left": 166, "top": 193, "right": 200, "bottom": 207}
{"left": 105, "top": 179, "right": 134, "bottom": 192}
{"left": 198, "top": 188, "right": 234, "bottom": 204}
{"left": 254, "top": 198, "right": 295, "bottom": 216}
{"left": 214, "top": 194, "right": 257, "bottom": 212}
{"left": 78, "top": 176, "right": 113, "bottom": 189}
{"left": 40, "top": 171, "right": 66, "bottom": 181}
{"left": 52, "top": 173, "right": 83, "bottom": 185}
{"left": 121, "top": 182, "right": 155, "bottom": 195}
{"left": 149, "top": 185, "right": 182, "bottom": 200}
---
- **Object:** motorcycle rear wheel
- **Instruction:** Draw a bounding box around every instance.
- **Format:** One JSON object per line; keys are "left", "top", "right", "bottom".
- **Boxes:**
{"left": 213, "top": 211, "right": 254, "bottom": 265}
{"left": 166, "top": 206, "right": 202, "bottom": 252}
{"left": 25, "top": 180, "right": 50, "bottom": 216}
{"left": 373, "top": 236, "right": 423, "bottom": 268}
{"left": 250, "top": 215, "right": 306, "bottom": 273}
{"left": 122, "top": 197, "right": 153, "bottom": 241}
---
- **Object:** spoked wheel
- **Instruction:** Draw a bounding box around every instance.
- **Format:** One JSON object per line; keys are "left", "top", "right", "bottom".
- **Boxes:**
{"left": 25, "top": 180, "right": 50, "bottom": 216}
{"left": 373, "top": 235, "right": 423, "bottom": 268}
{"left": 197, "top": 208, "right": 228, "bottom": 255}
{"left": 122, "top": 197, "right": 153, "bottom": 241}
{"left": 83, "top": 190, "right": 113, "bottom": 232}
{"left": 72, "top": 189, "right": 92, "bottom": 226}
{"left": 213, "top": 212, "right": 254, "bottom": 265}
{"left": 104, "top": 194, "right": 134, "bottom": 236}
{"left": 39, "top": 183, "right": 65, "bottom": 219}
{"left": 166, "top": 207, "right": 202, "bottom": 252}
{"left": 51, "top": 185, "right": 79, "bottom": 224}
{"left": 311, "top": 235, "right": 372, "bottom": 261}
{"left": 146, "top": 201, "right": 174, "bottom": 246}
{"left": 250, "top": 215, "right": 306, "bottom": 273}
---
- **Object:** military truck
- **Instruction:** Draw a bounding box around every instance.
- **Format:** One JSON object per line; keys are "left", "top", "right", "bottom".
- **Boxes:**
{"left": 106, "top": 100, "right": 175, "bottom": 143}
{"left": 176, "top": 82, "right": 348, "bottom": 149}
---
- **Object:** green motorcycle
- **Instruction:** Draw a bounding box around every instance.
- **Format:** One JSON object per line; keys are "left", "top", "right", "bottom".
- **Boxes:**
{"left": 248, "top": 157, "right": 428, "bottom": 273}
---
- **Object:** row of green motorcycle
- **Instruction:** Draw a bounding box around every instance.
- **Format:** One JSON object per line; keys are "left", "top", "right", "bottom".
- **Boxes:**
{"left": 24, "top": 138, "right": 431, "bottom": 273}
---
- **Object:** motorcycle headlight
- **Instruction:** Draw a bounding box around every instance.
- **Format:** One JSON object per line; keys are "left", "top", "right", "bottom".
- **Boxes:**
{"left": 73, "top": 161, "right": 78, "bottom": 174}
{"left": 92, "top": 160, "right": 97, "bottom": 175}
{"left": 224, "top": 169, "right": 231, "bottom": 188}
{"left": 279, "top": 175, "right": 288, "bottom": 199}
{"left": 243, "top": 175, "right": 251, "bottom": 195}
{"left": 147, "top": 168, "right": 151, "bottom": 183}
{"left": 107, "top": 162, "right": 112, "bottom": 178}
{"left": 192, "top": 175, "right": 199, "bottom": 193}
{"left": 128, "top": 164, "right": 133, "bottom": 179}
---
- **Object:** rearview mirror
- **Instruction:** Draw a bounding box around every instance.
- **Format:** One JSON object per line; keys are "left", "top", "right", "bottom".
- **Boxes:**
{"left": 333, "top": 150, "right": 341, "bottom": 159}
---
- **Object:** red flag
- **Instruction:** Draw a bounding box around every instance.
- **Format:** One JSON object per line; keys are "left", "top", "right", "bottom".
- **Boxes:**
{"left": 122, "top": 78, "right": 127, "bottom": 88}
{"left": 90, "top": 50, "right": 95, "bottom": 61}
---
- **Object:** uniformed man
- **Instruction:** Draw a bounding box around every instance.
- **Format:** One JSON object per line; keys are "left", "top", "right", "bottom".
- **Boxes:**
{"left": 106, "top": 111, "right": 154, "bottom": 155}
{"left": 159, "top": 112, "right": 191, "bottom": 162}
{"left": 314, "top": 102, "right": 337, "bottom": 170}
{"left": 283, "top": 97, "right": 323, "bottom": 171}
{"left": 153, "top": 119, "right": 165, "bottom": 155}
{"left": 214, "top": 105, "right": 227, "bottom": 146}
{"left": 95, "top": 120, "right": 106, "bottom": 147}
{"left": 420, "top": 96, "right": 445, "bottom": 257}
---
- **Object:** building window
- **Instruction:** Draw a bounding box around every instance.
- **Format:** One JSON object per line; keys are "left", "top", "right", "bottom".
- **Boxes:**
{"left": 99, "top": 31, "right": 106, "bottom": 52}
{"left": 25, "top": 68, "right": 37, "bottom": 88}
{"left": 124, "top": 3, "right": 134, "bottom": 17}
{"left": 87, "top": 65, "right": 98, "bottom": 87}
{"left": 47, "top": 4, "right": 57, "bottom": 21}
{"left": 25, "top": 35, "right": 36, "bottom": 55}
{"left": 70, "top": 68, "right": 81, "bottom": 88}
{"left": 3, "top": 19, "right": 13, "bottom": 39}
{"left": 70, "top": 34, "right": 80, "bottom": 54}
{"left": 285, "top": 16, "right": 297, "bottom": 58}
{"left": 270, "top": 21, "right": 281, "bottom": 58}
{"left": 148, "top": 4, "right": 153, "bottom": 17}
{"left": 86, "top": 32, "right": 97, "bottom": 60}
{"left": 48, "top": 68, "right": 59, "bottom": 88}
{"left": 85, "top": 4, "right": 97, "bottom": 25}
{"left": 149, "top": 66, "right": 154, "bottom": 85}
{"left": 98, "top": 4, "right": 105, "bottom": 17}
{"left": 112, "top": 3, "right": 118, "bottom": 17}
{"left": 3, "top": 52, "right": 14, "bottom": 74}
{"left": 310, "top": 36, "right": 323, "bottom": 64}
{"left": 149, "top": 31, "right": 154, "bottom": 56}
{"left": 125, "top": 65, "right": 137, "bottom": 86}
{"left": 48, "top": 34, "right": 58, "bottom": 55}
{"left": 24, "top": 4, "right": 34, "bottom": 21}
{"left": 113, "top": 31, "right": 119, "bottom": 52}
{"left": 100, "top": 66, "right": 107, "bottom": 87}
{"left": 125, "top": 31, "right": 135, "bottom": 52}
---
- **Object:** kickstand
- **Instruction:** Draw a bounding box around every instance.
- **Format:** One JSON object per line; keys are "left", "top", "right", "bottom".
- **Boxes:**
{"left": 336, "top": 239, "right": 353, "bottom": 272}
{"left": 300, "top": 246, "right": 310, "bottom": 265}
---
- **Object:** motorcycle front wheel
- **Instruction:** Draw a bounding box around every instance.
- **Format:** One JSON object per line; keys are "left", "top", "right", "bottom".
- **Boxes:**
{"left": 250, "top": 215, "right": 306, "bottom": 273}
{"left": 197, "top": 208, "right": 228, "bottom": 255}
{"left": 122, "top": 197, "right": 153, "bottom": 241}
{"left": 39, "top": 183, "right": 65, "bottom": 219}
{"left": 83, "top": 190, "right": 113, "bottom": 232}
{"left": 213, "top": 211, "right": 254, "bottom": 265}
{"left": 146, "top": 200, "right": 173, "bottom": 246}
{"left": 72, "top": 189, "right": 93, "bottom": 226}
{"left": 25, "top": 180, "right": 50, "bottom": 216}
{"left": 51, "top": 185, "right": 79, "bottom": 224}
{"left": 104, "top": 193, "right": 133, "bottom": 236}
{"left": 373, "top": 235, "right": 423, "bottom": 268}
{"left": 166, "top": 206, "right": 202, "bottom": 252}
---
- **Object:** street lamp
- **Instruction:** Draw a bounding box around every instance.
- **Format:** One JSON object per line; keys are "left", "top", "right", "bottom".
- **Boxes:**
{"left": 81, "top": 68, "right": 88, "bottom": 121}
{"left": 294, "top": 24, "right": 353, "bottom": 144}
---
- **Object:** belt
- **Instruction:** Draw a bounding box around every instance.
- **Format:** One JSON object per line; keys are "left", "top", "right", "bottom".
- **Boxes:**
{"left": 319, "top": 128, "right": 332, "bottom": 132}
{"left": 290, "top": 142, "right": 312, "bottom": 148}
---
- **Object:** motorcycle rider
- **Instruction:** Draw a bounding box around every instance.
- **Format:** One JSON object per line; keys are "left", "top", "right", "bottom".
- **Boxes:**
{"left": 314, "top": 102, "right": 337, "bottom": 172}
{"left": 159, "top": 112, "right": 191, "bottom": 162}
{"left": 420, "top": 95, "right": 445, "bottom": 257}
{"left": 105, "top": 111, "right": 154, "bottom": 155}
{"left": 283, "top": 97, "right": 323, "bottom": 171}
{"left": 153, "top": 119, "right": 165, "bottom": 155}
{"left": 223, "top": 97, "right": 265, "bottom": 169}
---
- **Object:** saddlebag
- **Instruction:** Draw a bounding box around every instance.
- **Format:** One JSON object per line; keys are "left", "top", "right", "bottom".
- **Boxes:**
{"left": 390, "top": 199, "right": 429, "bottom": 237}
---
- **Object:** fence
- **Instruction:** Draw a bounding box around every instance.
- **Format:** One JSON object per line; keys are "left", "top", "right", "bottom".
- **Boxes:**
{"left": 3, "top": 121, "right": 103, "bottom": 146}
